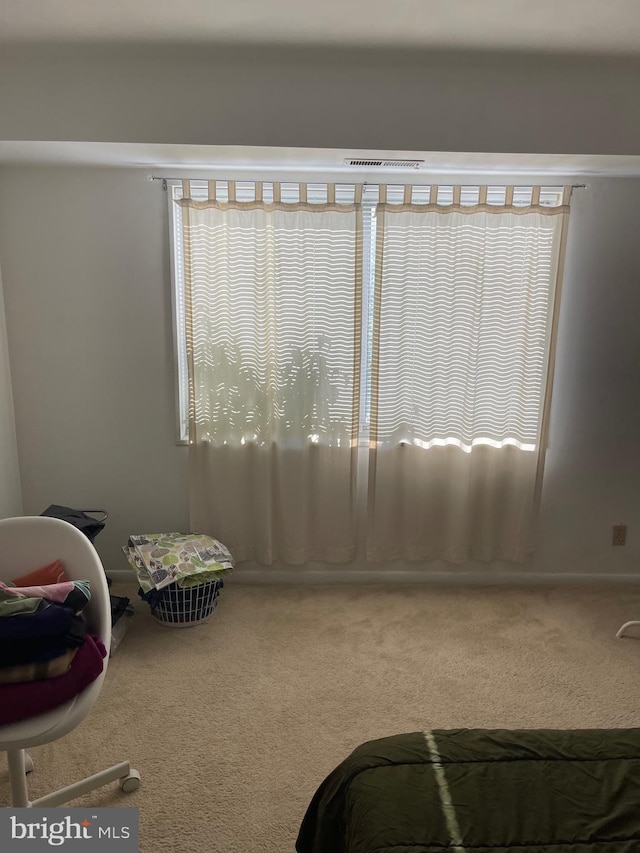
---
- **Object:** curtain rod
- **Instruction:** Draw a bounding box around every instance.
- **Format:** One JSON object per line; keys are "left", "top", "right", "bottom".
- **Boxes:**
{"left": 147, "top": 176, "right": 586, "bottom": 188}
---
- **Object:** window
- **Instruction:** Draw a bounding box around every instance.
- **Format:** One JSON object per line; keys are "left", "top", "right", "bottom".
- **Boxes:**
{"left": 170, "top": 180, "right": 565, "bottom": 444}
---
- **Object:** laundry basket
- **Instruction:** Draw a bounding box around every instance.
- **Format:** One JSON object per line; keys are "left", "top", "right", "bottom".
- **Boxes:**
{"left": 140, "top": 579, "right": 224, "bottom": 628}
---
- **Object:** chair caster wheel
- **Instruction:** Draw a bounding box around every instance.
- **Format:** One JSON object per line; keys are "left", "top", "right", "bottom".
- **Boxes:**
{"left": 24, "top": 753, "right": 34, "bottom": 774}
{"left": 120, "top": 770, "right": 141, "bottom": 793}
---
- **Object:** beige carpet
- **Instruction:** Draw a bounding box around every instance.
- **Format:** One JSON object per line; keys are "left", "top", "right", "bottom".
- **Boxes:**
{"left": 2, "top": 582, "right": 640, "bottom": 852}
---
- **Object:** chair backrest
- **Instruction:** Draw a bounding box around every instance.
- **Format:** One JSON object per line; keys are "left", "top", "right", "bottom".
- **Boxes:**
{"left": 0, "top": 515, "right": 111, "bottom": 644}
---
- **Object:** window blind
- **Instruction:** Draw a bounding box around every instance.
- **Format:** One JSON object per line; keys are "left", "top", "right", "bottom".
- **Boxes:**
{"left": 369, "top": 205, "right": 565, "bottom": 452}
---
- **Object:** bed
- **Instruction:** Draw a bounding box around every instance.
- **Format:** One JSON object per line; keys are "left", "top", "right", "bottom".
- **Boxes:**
{"left": 296, "top": 727, "right": 640, "bottom": 853}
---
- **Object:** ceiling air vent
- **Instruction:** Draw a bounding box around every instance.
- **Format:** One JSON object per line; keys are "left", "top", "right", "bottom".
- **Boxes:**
{"left": 344, "top": 158, "right": 424, "bottom": 169}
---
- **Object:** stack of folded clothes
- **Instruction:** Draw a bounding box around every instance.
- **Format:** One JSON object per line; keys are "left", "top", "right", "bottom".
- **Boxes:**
{"left": 0, "top": 560, "right": 107, "bottom": 726}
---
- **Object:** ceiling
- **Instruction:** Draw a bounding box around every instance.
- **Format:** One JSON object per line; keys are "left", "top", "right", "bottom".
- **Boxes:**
{"left": 1, "top": 0, "right": 640, "bottom": 55}
{"left": 3, "top": 3, "right": 640, "bottom": 177}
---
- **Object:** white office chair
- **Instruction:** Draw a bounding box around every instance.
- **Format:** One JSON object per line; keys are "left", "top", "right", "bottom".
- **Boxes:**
{"left": 0, "top": 515, "right": 140, "bottom": 807}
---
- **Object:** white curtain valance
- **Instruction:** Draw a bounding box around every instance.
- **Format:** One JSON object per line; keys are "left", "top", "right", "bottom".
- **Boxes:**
{"left": 175, "top": 180, "right": 570, "bottom": 211}
{"left": 178, "top": 180, "right": 363, "bottom": 206}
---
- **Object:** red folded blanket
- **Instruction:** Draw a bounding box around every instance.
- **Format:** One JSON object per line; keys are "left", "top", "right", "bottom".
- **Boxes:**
{"left": 12, "top": 560, "right": 69, "bottom": 587}
{"left": 0, "top": 634, "right": 107, "bottom": 725}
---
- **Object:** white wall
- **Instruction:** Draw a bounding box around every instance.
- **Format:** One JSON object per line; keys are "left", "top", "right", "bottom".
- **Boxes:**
{"left": 0, "top": 167, "right": 188, "bottom": 571}
{"left": 1, "top": 44, "right": 640, "bottom": 156}
{"left": 536, "top": 180, "right": 640, "bottom": 575}
{"left": 0, "top": 167, "right": 639, "bottom": 577}
{"left": 0, "top": 259, "right": 23, "bottom": 518}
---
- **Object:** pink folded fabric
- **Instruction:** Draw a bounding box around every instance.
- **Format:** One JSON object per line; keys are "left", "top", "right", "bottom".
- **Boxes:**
{"left": 1, "top": 580, "right": 75, "bottom": 604}
{"left": 0, "top": 634, "right": 107, "bottom": 725}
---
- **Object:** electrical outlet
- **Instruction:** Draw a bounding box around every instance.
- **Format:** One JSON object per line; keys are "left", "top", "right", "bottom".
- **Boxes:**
{"left": 612, "top": 524, "right": 627, "bottom": 546}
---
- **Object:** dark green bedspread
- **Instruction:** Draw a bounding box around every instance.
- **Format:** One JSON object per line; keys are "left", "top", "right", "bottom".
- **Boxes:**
{"left": 296, "top": 728, "right": 640, "bottom": 853}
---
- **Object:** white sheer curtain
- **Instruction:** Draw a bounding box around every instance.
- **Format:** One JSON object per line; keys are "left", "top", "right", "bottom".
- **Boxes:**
{"left": 180, "top": 183, "right": 362, "bottom": 563}
{"left": 366, "top": 190, "right": 569, "bottom": 562}
{"left": 178, "top": 181, "right": 569, "bottom": 566}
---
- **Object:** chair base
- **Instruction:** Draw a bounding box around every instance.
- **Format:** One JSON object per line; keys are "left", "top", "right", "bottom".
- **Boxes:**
{"left": 616, "top": 620, "right": 640, "bottom": 639}
{"left": 7, "top": 748, "right": 140, "bottom": 807}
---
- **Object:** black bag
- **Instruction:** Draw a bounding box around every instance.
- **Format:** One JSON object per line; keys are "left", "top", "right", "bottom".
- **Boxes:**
{"left": 40, "top": 505, "right": 108, "bottom": 545}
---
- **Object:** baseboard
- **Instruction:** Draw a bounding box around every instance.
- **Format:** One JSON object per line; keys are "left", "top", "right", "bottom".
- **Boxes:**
{"left": 229, "top": 569, "right": 640, "bottom": 585}
{"left": 106, "top": 567, "right": 640, "bottom": 585}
